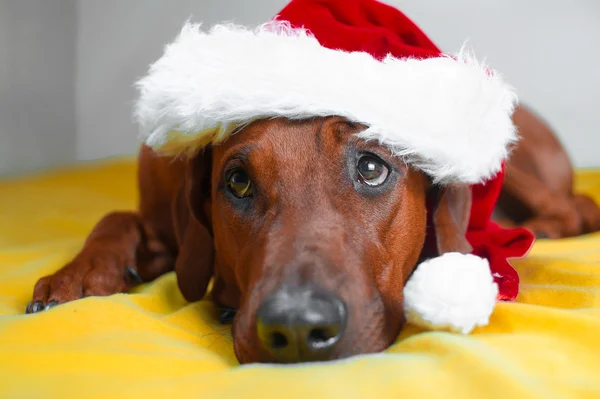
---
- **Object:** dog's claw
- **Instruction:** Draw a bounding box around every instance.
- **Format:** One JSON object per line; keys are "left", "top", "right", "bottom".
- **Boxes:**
{"left": 44, "top": 301, "right": 58, "bottom": 311}
{"left": 32, "top": 301, "right": 45, "bottom": 313}
{"left": 219, "top": 308, "right": 237, "bottom": 324}
{"left": 26, "top": 301, "right": 45, "bottom": 314}
{"left": 126, "top": 266, "right": 143, "bottom": 285}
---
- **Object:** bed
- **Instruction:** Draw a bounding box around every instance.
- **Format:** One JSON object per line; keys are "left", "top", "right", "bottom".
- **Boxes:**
{"left": 1, "top": 159, "right": 599, "bottom": 399}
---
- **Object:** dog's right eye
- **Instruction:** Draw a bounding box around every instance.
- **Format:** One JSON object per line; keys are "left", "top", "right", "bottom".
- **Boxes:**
{"left": 226, "top": 168, "right": 253, "bottom": 198}
{"left": 357, "top": 154, "right": 389, "bottom": 186}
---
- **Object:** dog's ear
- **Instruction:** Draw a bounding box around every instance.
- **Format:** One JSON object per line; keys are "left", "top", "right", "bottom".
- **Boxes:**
{"left": 432, "top": 184, "right": 473, "bottom": 255}
{"left": 172, "top": 148, "right": 214, "bottom": 302}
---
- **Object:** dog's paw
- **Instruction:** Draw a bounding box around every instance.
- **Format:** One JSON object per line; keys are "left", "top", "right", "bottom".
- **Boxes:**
{"left": 523, "top": 217, "right": 567, "bottom": 240}
{"left": 26, "top": 254, "right": 143, "bottom": 314}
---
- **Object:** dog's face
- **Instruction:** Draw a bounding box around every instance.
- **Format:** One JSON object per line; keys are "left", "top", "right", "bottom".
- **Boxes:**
{"left": 176, "top": 116, "right": 472, "bottom": 364}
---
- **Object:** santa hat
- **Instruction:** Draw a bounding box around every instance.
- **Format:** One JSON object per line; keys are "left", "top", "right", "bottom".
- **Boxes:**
{"left": 134, "top": 0, "right": 535, "bottom": 334}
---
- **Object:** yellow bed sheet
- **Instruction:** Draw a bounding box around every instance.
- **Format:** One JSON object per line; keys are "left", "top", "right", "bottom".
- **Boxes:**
{"left": 1, "top": 159, "right": 599, "bottom": 399}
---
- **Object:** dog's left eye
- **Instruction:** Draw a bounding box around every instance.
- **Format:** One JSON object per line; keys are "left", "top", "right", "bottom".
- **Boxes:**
{"left": 226, "top": 168, "right": 253, "bottom": 198}
{"left": 357, "top": 155, "right": 389, "bottom": 186}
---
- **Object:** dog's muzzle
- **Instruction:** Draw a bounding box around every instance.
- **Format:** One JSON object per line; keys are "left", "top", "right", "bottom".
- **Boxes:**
{"left": 256, "top": 284, "right": 347, "bottom": 363}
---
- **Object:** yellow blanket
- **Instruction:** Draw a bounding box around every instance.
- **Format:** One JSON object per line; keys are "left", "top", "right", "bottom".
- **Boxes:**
{"left": 1, "top": 160, "right": 599, "bottom": 399}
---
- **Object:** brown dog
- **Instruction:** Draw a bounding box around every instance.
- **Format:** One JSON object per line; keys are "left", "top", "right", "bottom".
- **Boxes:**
{"left": 25, "top": 0, "right": 600, "bottom": 365}
{"left": 26, "top": 103, "right": 599, "bottom": 364}
{"left": 494, "top": 106, "right": 600, "bottom": 238}
{"left": 27, "top": 116, "right": 478, "bottom": 363}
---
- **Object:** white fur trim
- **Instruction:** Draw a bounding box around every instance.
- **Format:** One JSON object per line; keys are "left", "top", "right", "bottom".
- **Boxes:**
{"left": 403, "top": 253, "right": 498, "bottom": 334}
{"left": 134, "top": 22, "right": 518, "bottom": 184}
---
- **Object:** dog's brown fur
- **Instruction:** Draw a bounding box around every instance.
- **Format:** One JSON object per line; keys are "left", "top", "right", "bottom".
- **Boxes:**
{"left": 28, "top": 116, "right": 475, "bottom": 363}
{"left": 493, "top": 106, "right": 600, "bottom": 238}
{"left": 27, "top": 107, "right": 600, "bottom": 363}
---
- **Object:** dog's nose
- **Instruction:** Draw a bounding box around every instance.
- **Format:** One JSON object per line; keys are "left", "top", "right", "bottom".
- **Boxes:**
{"left": 256, "top": 285, "right": 347, "bottom": 363}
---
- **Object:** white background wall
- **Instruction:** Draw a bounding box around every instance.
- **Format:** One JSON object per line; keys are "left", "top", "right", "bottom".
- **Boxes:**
{"left": 0, "top": 0, "right": 77, "bottom": 176}
{"left": 396, "top": 0, "right": 600, "bottom": 169}
{"left": 76, "top": 0, "right": 289, "bottom": 162}
{"left": 1, "top": 0, "right": 599, "bottom": 176}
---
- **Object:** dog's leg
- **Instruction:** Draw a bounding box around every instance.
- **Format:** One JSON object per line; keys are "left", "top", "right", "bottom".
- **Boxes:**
{"left": 26, "top": 146, "right": 186, "bottom": 314}
{"left": 26, "top": 211, "right": 175, "bottom": 313}
{"left": 500, "top": 163, "right": 583, "bottom": 238}
{"left": 497, "top": 105, "right": 600, "bottom": 238}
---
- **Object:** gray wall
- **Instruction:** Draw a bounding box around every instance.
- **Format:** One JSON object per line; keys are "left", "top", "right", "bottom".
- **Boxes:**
{"left": 0, "top": 0, "right": 77, "bottom": 176}
{"left": 75, "top": 0, "right": 288, "bottom": 162}
{"left": 396, "top": 0, "right": 600, "bottom": 169}
{"left": 1, "top": 1, "right": 599, "bottom": 176}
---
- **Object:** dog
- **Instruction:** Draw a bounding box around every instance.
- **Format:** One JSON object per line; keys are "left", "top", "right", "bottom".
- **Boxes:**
{"left": 26, "top": 116, "right": 477, "bottom": 363}
{"left": 26, "top": 104, "right": 599, "bottom": 364}
{"left": 24, "top": 0, "right": 600, "bottom": 363}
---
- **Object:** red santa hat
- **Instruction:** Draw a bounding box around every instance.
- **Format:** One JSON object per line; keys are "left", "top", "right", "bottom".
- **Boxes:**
{"left": 134, "top": 0, "right": 535, "bottom": 334}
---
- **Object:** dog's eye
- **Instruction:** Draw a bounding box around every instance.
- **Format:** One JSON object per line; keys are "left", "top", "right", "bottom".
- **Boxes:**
{"left": 226, "top": 168, "right": 253, "bottom": 198}
{"left": 357, "top": 155, "right": 389, "bottom": 186}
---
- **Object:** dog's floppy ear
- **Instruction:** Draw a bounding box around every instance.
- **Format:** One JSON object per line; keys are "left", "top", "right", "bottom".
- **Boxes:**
{"left": 172, "top": 148, "right": 214, "bottom": 302}
{"left": 432, "top": 184, "right": 473, "bottom": 255}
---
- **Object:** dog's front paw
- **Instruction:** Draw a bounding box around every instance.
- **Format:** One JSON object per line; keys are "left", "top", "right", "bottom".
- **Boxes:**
{"left": 26, "top": 253, "right": 142, "bottom": 314}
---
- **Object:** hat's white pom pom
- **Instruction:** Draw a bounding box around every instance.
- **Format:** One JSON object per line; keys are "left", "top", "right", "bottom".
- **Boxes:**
{"left": 403, "top": 252, "right": 499, "bottom": 334}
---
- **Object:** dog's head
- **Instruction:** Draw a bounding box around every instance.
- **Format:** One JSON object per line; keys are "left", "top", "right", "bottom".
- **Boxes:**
{"left": 173, "top": 116, "right": 473, "bottom": 364}
{"left": 134, "top": 20, "right": 519, "bottom": 365}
